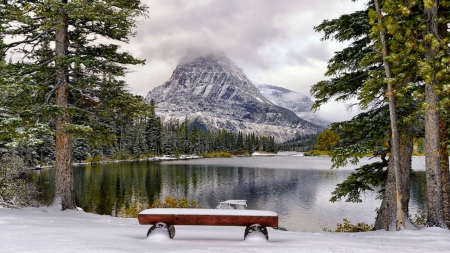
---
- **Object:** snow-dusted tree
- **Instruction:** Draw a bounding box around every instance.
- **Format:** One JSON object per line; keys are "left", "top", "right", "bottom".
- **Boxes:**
{"left": 0, "top": 1, "right": 148, "bottom": 210}
{"left": 190, "top": 125, "right": 199, "bottom": 154}
{"left": 236, "top": 132, "right": 245, "bottom": 151}
{"left": 72, "top": 138, "right": 89, "bottom": 163}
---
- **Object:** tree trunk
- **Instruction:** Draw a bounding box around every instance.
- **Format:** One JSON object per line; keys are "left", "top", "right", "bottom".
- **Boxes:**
{"left": 425, "top": 81, "right": 445, "bottom": 227}
{"left": 399, "top": 134, "right": 412, "bottom": 215}
{"left": 439, "top": 114, "right": 450, "bottom": 228}
{"left": 52, "top": 0, "right": 76, "bottom": 210}
{"left": 373, "top": 0, "right": 406, "bottom": 230}
{"left": 374, "top": 135, "right": 412, "bottom": 230}
{"left": 423, "top": 0, "right": 445, "bottom": 227}
{"left": 438, "top": 5, "right": 450, "bottom": 230}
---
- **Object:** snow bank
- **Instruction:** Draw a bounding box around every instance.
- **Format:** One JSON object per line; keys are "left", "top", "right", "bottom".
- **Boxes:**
{"left": 251, "top": 152, "right": 276, "bottom": 156}
{"left": 1, "top": 207, "right": 450, "bottom": 252}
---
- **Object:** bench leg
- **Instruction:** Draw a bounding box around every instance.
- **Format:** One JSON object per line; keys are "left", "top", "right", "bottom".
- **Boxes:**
{"left": 147, "top": 222, "right": 176, "bottom": 239}
{"left": 244, "top": 224, "right": 269, "bottom": 240}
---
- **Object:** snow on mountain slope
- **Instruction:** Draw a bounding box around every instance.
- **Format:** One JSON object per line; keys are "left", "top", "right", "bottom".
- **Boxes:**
{"left": 145, "top": 54, "right": 321, "bottom": 142}
{"left": 257, "top": 84, "right": 330, "bottom": 127}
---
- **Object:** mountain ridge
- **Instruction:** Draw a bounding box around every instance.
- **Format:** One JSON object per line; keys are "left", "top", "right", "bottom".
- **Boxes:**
{"left": 145, "top": 54, "right": 321, "bottom": 142}
{"left": 257, "top": 84, "right": 330, "bottom": 127}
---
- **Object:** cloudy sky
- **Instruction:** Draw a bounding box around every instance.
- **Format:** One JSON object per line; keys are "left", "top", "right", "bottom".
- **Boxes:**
{"left": 123, "top": 0, "right": 366, "bottom": 122}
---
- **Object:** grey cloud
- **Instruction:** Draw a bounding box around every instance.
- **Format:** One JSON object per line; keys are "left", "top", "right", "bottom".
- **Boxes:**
{"left": 135, "top": 0, "right": 362, "bottom": 68}
{"left": 125, "top": 0, "right": 365, "bottom": 122}
{"left": 287, "top": 42, "right": 333, "bottom": 66}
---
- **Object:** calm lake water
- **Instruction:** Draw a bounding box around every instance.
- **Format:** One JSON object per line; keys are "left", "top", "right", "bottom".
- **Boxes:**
{"left": 32, "top": 153, "right": 427, "bottom": 232}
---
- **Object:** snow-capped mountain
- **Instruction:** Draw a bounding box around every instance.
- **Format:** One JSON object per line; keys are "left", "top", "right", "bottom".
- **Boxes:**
{"left": 145, "top": 53, "right": 321, "bottom": 142}
{"left": 257, "top": 84, "right": 330, "bottom": 127}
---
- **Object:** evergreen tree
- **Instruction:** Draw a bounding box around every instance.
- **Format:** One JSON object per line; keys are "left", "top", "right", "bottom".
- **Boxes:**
{"left": 155, "top": 117, "right": 164, "bottom": 155}
{"left": 1, "top": 0, "right": 148, "bottom": 210}
{"left": 132, "top": 117, "right": 148, "bottom": 158}
{"left": 182, "top": 116, "right": 190, "bottom": 154}
{"left": 145, "top": 100, "right": 157, "bottom": 155}
{"left": 190, "top": 125, "right": 200, "bottom": 155}
{"left": 237, "top": 132, "right": 245, "bottom": 151}
{"left": 313, "top": 1, "right": 416, "bottom": 230}
{"left": 420, "top": 0, "right": 447, "bottom": 228}
{"left": 72, "top": 138, "right": 90, "bottom": 163}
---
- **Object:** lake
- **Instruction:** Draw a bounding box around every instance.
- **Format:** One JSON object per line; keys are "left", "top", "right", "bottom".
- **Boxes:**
{"left": 31, "top": 153, "right": 427, "bottom": 232}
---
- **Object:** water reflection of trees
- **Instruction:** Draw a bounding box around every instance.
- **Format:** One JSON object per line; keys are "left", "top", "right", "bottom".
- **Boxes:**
{"left": 72, "top": 162, "right": 164, "bottom": 216}
{"left": 32, "top": 162, "right": 322, "bottom": 217}
{"left": 33, "top": 162, "right": 425, "bottom": 214}
{"left": 157, "top": 165, "right": 320, "bottom": 215}
{"left": 29, "top": 160, "right": 428, "bottom": 231}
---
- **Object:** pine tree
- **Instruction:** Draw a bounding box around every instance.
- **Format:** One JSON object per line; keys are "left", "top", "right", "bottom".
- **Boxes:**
{"left": 155, "top": 117, "right": 164, "bottom": 155}
{"left": 420, "top": 0, "right": 446, "bottom": 228}
{"left": 72, "top": 138, "right": 90, "bottom": 163}
{"left": 182, "top": 116, "right": 190, "bottom": 154}
{"left": 190, "top": 125, "right": 200, "bottom": 155}
{"left": 0, "top": 0, "right": 148, "bottom": 210}
{"left": 313, "top": 1, "right": 417, "bottom": 230}
{"left": 132, "top": 117, "right": 148, "bottom": 158}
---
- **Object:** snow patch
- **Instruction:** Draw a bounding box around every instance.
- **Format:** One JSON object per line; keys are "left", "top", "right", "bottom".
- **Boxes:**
{"left": 244, "top": 231, "right": 268, "bottom": 242}
{"left": 255, "top": 97, "right": 264, "bottom": 103}
{"left": 1, "top": 207, "right": 450, "bottom": 252}
{"left": 252, "top": 152, "right": 276, "bottom": 156}
{"left": 147, "top": 228, "right": 172, "bottom": 241}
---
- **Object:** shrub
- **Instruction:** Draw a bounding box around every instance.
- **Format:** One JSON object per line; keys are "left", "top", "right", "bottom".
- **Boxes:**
{"left": 151, "top": 196, "right": 200, "bottom": 209}
{"left": 119, "top": 196, "right": 200, "bottom": 218}
{"left": 410, "top": 211, "right": 427, "bottom": 226}
{"left": 202, "top": 152, "right": 232, "bottom": 158}
{"left": 85, "top": 156, "right": 102, "bottom": 163}
{"left": 316, "top": 130, "right": 339, "bottom": 151}
{"left": 120, "top": 202, "right": 148, "bottom": 218}
{"left": 231, "top": 150, "right": 250, "bottom": 156}
{"left": 0, "top": 154, "right": 41, "bottom": 208}
{"left": 322, "top": 218, "right": 374, "bottom": 232}
{"left": 112, "top": 151, "right": 133, "bottom": 161}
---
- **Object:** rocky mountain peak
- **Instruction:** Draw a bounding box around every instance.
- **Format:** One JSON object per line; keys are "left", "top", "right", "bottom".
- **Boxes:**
{"left": 145, "top": 54, "right": 321, "bottom": 142}
{"left": 179, "top": 53, "right": 246, "bottom": 77}
{"left": 147, "top": 53, "right": 265, "bottom": 105}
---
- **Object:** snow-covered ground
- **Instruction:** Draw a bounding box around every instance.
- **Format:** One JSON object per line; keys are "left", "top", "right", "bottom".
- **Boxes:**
{"left": 1, "top": 206, "right": 449, "bottom": 252}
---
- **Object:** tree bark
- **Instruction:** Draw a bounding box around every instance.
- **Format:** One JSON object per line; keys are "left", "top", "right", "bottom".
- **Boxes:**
{"left": 373, "top": 0, "right": 406, "bottom": 230}
{"left": 437, "top": 5, "right": 450, "bottom": 230}
{"left": 52, "top": 0, "right": 76, "bottom": 210}
{"left": 374, "top": 135, "right": 412, "bottom": 230}
{"left": 439, "top": 114, "right": 450, "bottom": 228}
{"left": 425, "top": 82, "right": 445, "bottom": 227}
{"left": 423, "top": 0, "right": 445, "bottom": 227}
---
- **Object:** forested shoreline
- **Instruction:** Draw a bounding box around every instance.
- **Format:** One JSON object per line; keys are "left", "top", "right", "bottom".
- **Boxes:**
{"left": 20, "top": 105, "right": 280, "bottom": 167}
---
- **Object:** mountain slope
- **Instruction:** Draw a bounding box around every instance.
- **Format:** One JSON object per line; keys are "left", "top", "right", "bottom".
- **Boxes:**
{"left": 145, "top": 54, "right": 321, "bottom": 142}
{"left": 258, "top": 84, "right": 330, "bottom": 127}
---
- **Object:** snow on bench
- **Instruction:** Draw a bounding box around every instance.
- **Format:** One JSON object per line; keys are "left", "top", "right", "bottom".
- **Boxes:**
{"left": 138, "top": 208, "right": 278, "bottom": 240}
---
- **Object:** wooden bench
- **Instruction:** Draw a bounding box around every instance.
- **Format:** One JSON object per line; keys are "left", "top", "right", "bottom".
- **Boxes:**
{"left": 138, "top": 208, "right": 278, "bottom": 240}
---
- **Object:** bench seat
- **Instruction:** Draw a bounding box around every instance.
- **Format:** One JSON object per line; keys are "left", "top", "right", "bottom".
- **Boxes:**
{"left": 138, "top": 208, "right": 278, "bottom": 240}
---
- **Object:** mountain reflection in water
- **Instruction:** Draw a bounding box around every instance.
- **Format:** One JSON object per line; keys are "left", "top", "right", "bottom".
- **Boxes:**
{"left": 32, "top": 155, "right": 427, "bottom": 231}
